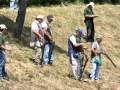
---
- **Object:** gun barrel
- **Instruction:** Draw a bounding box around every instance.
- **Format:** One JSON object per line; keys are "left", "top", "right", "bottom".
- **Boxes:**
{"left": 105, "top": 53, "right": 117, "bottom": 68}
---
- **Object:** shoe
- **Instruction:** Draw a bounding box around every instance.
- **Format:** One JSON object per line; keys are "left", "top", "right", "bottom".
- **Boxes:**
{"left": 33, "top": 61, "right": 40, "bottom": 65}
{"left": 3, "top": 76, "right": 9, "bottom": 81}
{"left": 0, "top": 77, "right": 4, "bottom": 81}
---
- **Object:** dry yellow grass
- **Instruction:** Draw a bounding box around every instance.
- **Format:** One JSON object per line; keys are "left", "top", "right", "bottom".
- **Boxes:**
{"left": 0, "top": 4, "right": 120, "bottom": 90}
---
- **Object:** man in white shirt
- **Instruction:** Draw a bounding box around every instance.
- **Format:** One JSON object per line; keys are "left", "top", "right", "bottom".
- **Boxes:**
{"left": 31, "top": 15, "right": 44, "bottom": 65}
{"left": 68, "top": 29, "right": 85, "bottom": 80}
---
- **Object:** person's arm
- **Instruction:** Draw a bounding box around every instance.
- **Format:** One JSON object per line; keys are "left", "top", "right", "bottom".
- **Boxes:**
{"left": 92, "top": 48, "right": 99, "bottom": 56}
{"left": 85, "top": 15, "right": 98, "bottom": 18}
{"left": 0, "top": 44, "right": 12, "bottom": 51}
{"left": 43, "top": 30, "right": 53, "bottom": 40}
{"left": 70, "top": 35, "right": 84, "bottom": 47}
{"left": 42, "top": 22, "right": 53, "bottom": 41}
{"left": 32, "top": 29, "right": 42, "bottom": 39}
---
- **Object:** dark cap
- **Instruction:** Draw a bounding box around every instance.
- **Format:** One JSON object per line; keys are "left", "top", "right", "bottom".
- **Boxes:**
{"left": 47, "top": 15, "right": 54, "bottom": 20}
{"left": 76, "top": 29, "right": 85, "bottom": 37}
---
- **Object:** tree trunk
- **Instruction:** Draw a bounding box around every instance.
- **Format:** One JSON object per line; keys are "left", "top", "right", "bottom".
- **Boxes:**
{"left": 14, "top": 0, "right": 28, "bottom": 39}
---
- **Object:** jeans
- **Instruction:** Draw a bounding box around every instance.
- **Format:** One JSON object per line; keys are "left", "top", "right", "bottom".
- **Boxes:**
{"left": 43, "top": 43, "right": 54, "bottom": 64}
{"left": 90, "top": 62, "right": 100, "bottom": 80}
{"left": 0, "top": 51, "right": 6, "bottom": 78}
{"left": 10, "top": 0, "right": 18, "bottom": 10}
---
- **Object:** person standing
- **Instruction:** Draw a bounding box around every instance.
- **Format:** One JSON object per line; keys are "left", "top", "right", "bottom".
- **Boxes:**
{"left": 90, "top": 36, "right": 105, "bottom": 80}
{"left": 67, "top": 28, "right": 86, "bottom": 80}
{"left": 30, "top": 15, "right": 44, "bottom": 65}
{"left": 0, "top": 24, "right": 12, "bottom": 80}
{"left": 10, "top": 0, "right": 19, "bottom": 10}
{"left": 84, "top": 2, "right": 98, "bottom": 42}
{"left": 42, "top": 15, "right": 54, "bottom": 65}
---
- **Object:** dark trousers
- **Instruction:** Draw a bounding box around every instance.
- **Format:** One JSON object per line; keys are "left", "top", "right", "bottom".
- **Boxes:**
{"left": 85, "top": 20, "right": 95, "bottom": 42}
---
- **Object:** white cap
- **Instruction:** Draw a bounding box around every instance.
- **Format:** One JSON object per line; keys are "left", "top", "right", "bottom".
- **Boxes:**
{"left": 36, "top": 15, "right": 44, "bottom": 19}
{"left": 86, "top": 2, "right": 95, "bottom": 8}
{"left": 96, "top": 35, "right": 102, "bottom": 39}
{"left": 0, "top": 24, "right": 7, "bottom": 29}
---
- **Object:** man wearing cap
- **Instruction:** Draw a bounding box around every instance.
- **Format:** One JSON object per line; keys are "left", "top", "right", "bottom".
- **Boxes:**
{"left": 90, "top": 36, "right": 105, "bottom": 80}
{"left": 84, "top": 2, "right": 98, "bottom": 42}
{"left": 31, "top": 15, "right": 44, "bottom": 65}
{"left": 67, "top": 28, "right": 86, "bottom": 80}
{"left": 0, "top": 24, "right": 12, "bottom": 80}
{"left": 42, "top": 15, "right": 54, "bottom": 65}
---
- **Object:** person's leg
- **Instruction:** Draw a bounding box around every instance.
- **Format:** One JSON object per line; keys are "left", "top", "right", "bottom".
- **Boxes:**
{"left": 0, "top": 65, "right": 3, "bottom": 80}
{"left": 0, "top": 51, "right": 5, "bottom": 79}
{"left": 10, "top": 1, "right": 14, "bottom": 10}
{"left": 91, "top": 21, "right": 95, "bottom": 42}
{"left": 34, "top": 48, "right": 42, "bottom": 64}
{"left": 14, "top": 0, "right": 18, "bottom": 9}
{"left": 86, "top": 20, "right": 92, "bottom": 42}
{"left": 43, "top": 43, "right": 50, "bottom": 64}
{"left": 71, "top": 54, "right": 79, "bottom": 80}
{"left": 95, "top": 64, "right": 100, "bottom": 80}
{"left": 48, "top": 43, "right": 54, "bottom": 65}
{"left": 90, "top": 62, "right": 97, "bottom": 80}
{"left": 76, "top": 58, "right": 81, "bottom": 80}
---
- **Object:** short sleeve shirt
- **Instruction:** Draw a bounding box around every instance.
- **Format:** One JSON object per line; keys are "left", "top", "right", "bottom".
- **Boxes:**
{"left": 84, "top": 7, "right": 94, "bottom": 16}
{"left": 69, "top": 35, "right": 77, "bottom": 46}
{"left": 41, "top": 21, "right": 48, "bottom": 31}
{"left": 31, "top": 20, "right": 40, "bottom": 32}
{"left": 92, "top": 41, "right": 99, "bottom": 50}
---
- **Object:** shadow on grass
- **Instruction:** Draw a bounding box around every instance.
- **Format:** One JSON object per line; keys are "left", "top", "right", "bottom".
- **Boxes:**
{"left": 0, "top": 14, "right": 67, "bottom": 54}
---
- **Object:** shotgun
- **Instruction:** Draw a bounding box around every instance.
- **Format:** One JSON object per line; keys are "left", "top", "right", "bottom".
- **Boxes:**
{"left": 79, "top": 53, "right": 89, "bottom": 80}
{"left": 104, "top": 52, "right": 117, "bottom": 68}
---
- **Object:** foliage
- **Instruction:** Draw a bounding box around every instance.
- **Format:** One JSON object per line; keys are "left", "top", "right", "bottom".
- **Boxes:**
{"left": 0, "top": 0, "right": 120, "bottom": 6}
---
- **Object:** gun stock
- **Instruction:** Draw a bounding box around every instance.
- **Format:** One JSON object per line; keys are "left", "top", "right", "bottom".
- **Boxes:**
{"left": 79, "top": 54, "right": 89, "bottom": 80}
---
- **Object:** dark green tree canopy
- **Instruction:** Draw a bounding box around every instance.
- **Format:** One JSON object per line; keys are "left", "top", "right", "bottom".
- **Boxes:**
{"left": 0, "top": 0, "right": 120, "bottom": 6}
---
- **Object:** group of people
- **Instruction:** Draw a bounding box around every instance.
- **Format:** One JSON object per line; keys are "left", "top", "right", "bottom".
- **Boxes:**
{"left": 68, "top": 28, "right": 104, "bottom": 80}
{"left": 30, "top": 14, "right": 54, "bottom": 65}
{"left": 68, "top": 2, "right": 106, "bottom": 81}
{"left": 0, "top": 2, "right": 106, "bottom": 81}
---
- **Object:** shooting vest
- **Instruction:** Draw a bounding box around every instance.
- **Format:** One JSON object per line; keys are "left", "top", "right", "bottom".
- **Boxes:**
{"left": 30, "top": 20, "right": 43, "bottom": 47}
{"left": 44, "top": 22, "right": 52, "bottom": 43}
{"left": 68, "top": 34, "right": 82, "bottom": 57}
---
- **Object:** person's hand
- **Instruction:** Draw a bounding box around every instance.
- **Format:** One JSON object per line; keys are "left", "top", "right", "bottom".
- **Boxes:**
{"left": 101, "top": 49, "right": 106, "bottom": 55}
{"left": 5, "top": 45, "right": 12, "bottom": 51}
{"left": 95, "top": 56, "right": 99, "bottom": 60}
{"left": 93, "top": 15, "right": 98, "bottom": 18}
{"left": 83, "top": 46, "right": 87, "bottom": 49}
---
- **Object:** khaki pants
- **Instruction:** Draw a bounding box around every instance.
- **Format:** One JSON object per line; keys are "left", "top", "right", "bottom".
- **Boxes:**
{"left": 34, "top": 48, "right": 42, "bottom": 64}
{"left": 71, "top": 54, "right": 81, "bottom": 80}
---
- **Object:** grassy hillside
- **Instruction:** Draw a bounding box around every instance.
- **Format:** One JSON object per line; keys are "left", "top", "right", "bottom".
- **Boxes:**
{"left": 0, "top": 4, "right": 120, "bottom": 90}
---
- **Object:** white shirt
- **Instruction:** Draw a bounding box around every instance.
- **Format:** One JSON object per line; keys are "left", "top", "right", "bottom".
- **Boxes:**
{"left": 92, "top": 41, "right": 100, "bottom": 50}
{"left": 31, "top": 20, "right": 41, "bottom": 32}
{"left": 31, "top": 20, "right": 42, "bottom": 47}
{"left": 69, "top": 35, "right": 77, "bottom": 46}
{"left": 41, "top": 21, "right": 48, "bottom": 31}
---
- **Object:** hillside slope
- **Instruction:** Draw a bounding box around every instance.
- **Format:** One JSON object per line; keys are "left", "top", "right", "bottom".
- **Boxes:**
{"left": 0, "top": 5, "right": 120, "bottom": 90}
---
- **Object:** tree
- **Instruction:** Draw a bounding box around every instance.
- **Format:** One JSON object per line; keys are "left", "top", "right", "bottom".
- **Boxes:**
{"left": 14, "top": 0, "right": 28, "bottom": 38}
